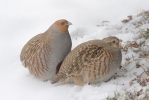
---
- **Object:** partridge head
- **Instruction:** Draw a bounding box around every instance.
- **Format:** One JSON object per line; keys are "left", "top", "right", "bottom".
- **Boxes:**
{"left": 20, "top": 19, "right": 72, "bottom": 81}
{"left": 52, "top": 36, "right": 122, "bottom": 85}
{"left": 102, "top": 36, "right": 122, "bottom": 47}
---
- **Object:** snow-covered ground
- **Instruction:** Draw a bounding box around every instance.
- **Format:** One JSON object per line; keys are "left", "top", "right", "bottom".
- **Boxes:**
{"left": 1, "top": 0, "right": 149, "bottom": 100}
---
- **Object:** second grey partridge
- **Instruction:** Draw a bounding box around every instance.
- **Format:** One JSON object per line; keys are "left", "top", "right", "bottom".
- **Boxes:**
{"left": 52, "top": 36, "right": 122, "bottom": 85}
{"left": 20, "top": 19, "right": 72, "bottom": 81}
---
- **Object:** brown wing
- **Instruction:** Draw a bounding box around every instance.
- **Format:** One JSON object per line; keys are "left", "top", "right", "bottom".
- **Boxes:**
{"left": 81, "top": 48, "right": 114, "bottom": 82}
{"left": 20, "top": 34, "right": 42, "bottom": 62}
{"left": 20, "top": 34, "right": 50, "bottom": 77}
{"left": 62, "top": 44, "right": 103, "bottom": 76}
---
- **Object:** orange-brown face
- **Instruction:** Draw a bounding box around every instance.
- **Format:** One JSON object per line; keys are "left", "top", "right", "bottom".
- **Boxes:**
{"left": 54, "top": 19, "right": 72, "bottom": 33}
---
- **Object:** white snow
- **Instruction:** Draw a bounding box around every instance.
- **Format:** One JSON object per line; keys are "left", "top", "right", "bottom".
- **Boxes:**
{"left": 1, "top": 0, "right": 149, "bottom": 100}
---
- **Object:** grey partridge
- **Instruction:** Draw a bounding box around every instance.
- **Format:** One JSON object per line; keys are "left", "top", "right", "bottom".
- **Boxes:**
{"left": 20, "top": 19, "right": 72, "bottom": 81}
{"left": 52, "top": 36, "right": 122, "bottom": 85}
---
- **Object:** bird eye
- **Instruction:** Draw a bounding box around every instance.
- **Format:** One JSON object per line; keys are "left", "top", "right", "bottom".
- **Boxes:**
{"left": 61, "top": 22, "right": 64, "bottom": 25}
{"left": 112, "top": 40, "right": 115, "bottom": 43}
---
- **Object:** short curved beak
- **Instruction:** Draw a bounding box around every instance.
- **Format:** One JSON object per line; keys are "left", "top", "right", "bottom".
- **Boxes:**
{"left": 67, "top": 21, "right": 72, "bottom": 25}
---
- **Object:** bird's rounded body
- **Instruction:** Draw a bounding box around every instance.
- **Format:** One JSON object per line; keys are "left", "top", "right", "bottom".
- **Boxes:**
{"left": 20, "top": 19, "right": 72, "bottom": 81}
{"left": 52, "top": 37, "right": 122, "bottom": 85}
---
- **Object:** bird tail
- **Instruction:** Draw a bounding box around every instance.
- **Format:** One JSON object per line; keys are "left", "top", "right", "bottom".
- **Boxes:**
{"left": 51, "top": 74, "right": 66, "bottom": 84}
